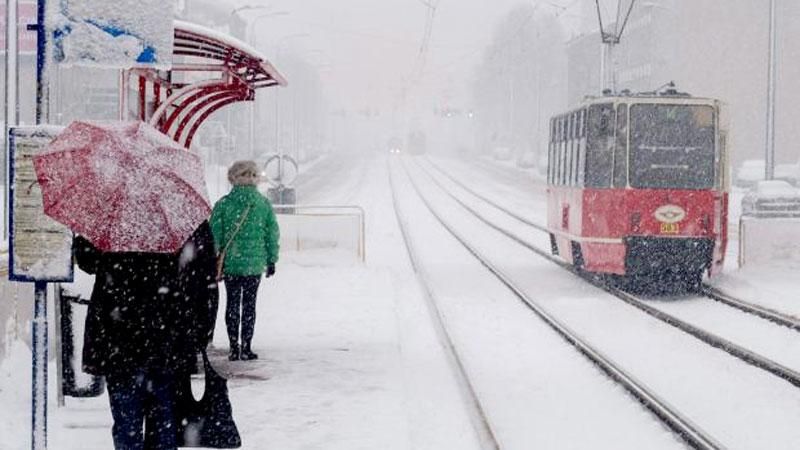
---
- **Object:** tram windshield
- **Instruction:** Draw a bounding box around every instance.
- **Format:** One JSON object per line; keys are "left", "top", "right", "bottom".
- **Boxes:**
{"left": 629, "top": 104, "right": 716, "bottom": 189}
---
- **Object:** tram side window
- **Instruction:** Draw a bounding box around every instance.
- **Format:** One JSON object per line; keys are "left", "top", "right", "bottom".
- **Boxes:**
{"left": 576, "top": 110, "right": 586, "bottom": 186}
{"left": 573, "top": 112, "right": 581, "bottom": 185}
{"left": 613, "top": 104, "right": 628, "bottom": 188}
{"left": 564, "top": 114, "right": 575, "bottom": 186}
{"left": 585, "top": 103, "right": 615, "bottom": 188}
{"left": 552, "top": 118, "right": 559, "bottom": 184}
{"left": 558, "top": 117, "right": 565, "bottom": 185}
{"left": 548, "top": 119, "right": 554, "bottom": 184}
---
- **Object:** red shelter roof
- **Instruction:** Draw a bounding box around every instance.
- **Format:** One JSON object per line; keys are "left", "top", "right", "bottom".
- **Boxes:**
{"left": 126, "top": 20, "right": 287, "bottom": 149}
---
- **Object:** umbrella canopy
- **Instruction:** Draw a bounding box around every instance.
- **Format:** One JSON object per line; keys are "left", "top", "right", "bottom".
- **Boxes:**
{"left": 33, "top": 121, "right": 211, "bottom": 253}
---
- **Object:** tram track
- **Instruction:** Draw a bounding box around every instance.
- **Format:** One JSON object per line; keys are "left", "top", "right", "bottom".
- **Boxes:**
{"left": 424, "top": 153, "right": 800, "bottom": 349}
{"left": 423, "top": 156, "right": 800, "bottom": 334}
{"left": 701, "top": 285, "right": 800, "bottom": 332}
{"left": 388, "top": 160, "right": 500, "bottom": 450}
{"left": 412, "top": 156, "right": 800, "bottom": 390}
{"left": 391, "top": 157, "right": 722, "bottom": 450}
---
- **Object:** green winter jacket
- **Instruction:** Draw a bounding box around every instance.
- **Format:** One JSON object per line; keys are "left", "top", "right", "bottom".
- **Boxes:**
{"left": 210, "top": 186, "right": 280, "bottom": 276}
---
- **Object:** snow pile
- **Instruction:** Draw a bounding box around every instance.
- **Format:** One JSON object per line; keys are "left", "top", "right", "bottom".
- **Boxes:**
{"left": 749, "top": 180, "right": 799, "bottom": 200}
{"left": 48, "top": 0, "right": 175, "bottom": 69}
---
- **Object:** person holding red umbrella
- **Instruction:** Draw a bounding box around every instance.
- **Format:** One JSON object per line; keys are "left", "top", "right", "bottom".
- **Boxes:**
{"left": 33, "top": 121, "right": 221, "bottom": 449}
{"left": 210, "top": 160, "right": 280, "bottom": 361}
{"left": 74, "top": 222, "right": 218, "bottom": 449}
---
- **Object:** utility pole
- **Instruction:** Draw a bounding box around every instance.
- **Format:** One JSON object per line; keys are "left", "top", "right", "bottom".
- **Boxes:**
{"left": 245, "top": 11, "right": 289, "bottom": 159}
{"left": 765, "top": 0, "right": 777, "bottom": 180}
{"left": 594, "top": 0, "right": 637, "bottom": 93}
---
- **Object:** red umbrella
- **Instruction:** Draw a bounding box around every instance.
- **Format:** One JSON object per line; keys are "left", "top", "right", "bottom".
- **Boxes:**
{"left": 33, "top": 121, "right": 211, "bottom": 253}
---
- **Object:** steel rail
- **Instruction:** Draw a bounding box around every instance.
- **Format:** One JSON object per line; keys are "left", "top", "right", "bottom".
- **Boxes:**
{"left": 398, "top": 158, "right": 723, "bottom": 450}
{"left": 409, "top": 157, "right": 800, "bottom": 390}
{"left": 701, "top": 285, "right": 800, "bottom": 332}
{"left": 387, "top": 161, "right": 501, "bottom": 450}
{"left": 425, "top": 158, "right": 800, "bottom": 334}
{"left": 421, "top": 158, "right": 546, "bottom": 231}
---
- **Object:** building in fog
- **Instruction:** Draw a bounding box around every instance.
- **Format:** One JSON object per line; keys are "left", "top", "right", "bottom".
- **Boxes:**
{"left": 567, "top": 0, "right": 800, "bottom": 169}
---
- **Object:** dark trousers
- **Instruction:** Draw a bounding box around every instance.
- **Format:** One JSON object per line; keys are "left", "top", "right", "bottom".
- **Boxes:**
{"left": 106, "top": 370, "right": 176, "bottom": 450}
{"left": 206, "top": 293, "right": 219, "bottom": 345}
{"left": 224, "top": 275, "right": 261, "bottom": 350}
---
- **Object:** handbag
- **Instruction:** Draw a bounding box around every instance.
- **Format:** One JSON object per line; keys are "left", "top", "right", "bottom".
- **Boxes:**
{"left": 174, "top": 348, "right": 242, "bottom": 448}
{"left": 216, "top": 204, "right": 253, "bottom": 281}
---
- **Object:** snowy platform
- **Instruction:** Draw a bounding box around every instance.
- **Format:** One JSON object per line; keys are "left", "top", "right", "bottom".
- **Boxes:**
{"left": 0, "top": 251, "right": 477, "bottom": 450}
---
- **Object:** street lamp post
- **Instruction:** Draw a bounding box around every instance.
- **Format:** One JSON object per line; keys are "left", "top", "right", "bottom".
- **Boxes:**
{"left": 225, "top": 4, "right": 268, "bottom": 163}
{"left": 245, "top": 11, "right": 290, "bottom": 159}
{"left": 273, "top": 33, "right": 309, "bottom": 183}
{"left": 765, "top": 0, "right": 777, "bottom": 180}
{"left": 291, "top": 51, "right": 329, "bottom": 166}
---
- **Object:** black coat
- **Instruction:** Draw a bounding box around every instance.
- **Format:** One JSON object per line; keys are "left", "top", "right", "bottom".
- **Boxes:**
{"left": 75, "top": 222, "right": 218, "bottom": 376}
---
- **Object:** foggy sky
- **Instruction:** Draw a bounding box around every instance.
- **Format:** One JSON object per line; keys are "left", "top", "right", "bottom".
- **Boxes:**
{"left": 233, "top": 0, "right": 584, "bottom": 112}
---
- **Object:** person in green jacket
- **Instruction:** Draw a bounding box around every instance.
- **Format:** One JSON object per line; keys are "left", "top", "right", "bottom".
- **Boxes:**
{"left": 210, "top": 160, "right": 280, "bottom": 361}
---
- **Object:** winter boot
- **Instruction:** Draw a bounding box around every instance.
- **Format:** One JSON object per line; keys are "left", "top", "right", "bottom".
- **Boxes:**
{"left": 228, "top": 343, "right": 240, "bottom": 361}
{"left": 240, "top": 343, "right": 258, "bottom": 361}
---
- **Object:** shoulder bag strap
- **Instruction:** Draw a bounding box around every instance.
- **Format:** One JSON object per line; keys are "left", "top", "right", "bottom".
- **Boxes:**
{"left": 219, "top": 203, "right": 254, "bottom": 257}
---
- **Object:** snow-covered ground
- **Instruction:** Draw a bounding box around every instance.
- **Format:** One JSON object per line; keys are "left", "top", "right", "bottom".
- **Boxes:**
{"left": 2, "top": 153, "right": 800, "bottom": 449}
{"left": 0, "top": 154, "right": 479, "bottom": 449}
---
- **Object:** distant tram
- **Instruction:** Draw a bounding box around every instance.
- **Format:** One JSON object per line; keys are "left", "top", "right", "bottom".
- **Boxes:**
{"left": 546, "top": 90, "right": 729, "bottom": 290}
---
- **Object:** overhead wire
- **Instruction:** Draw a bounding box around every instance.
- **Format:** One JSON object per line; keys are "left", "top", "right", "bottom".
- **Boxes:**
{"left": 594, "top": 0, "right": 637, "bottom": 42}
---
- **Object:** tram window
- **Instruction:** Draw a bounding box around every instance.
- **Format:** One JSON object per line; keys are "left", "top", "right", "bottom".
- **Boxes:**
{"left": 553, "top": 117, "right": 561, "bottom": 185}
{"left": 567, "top": 115, "right": 574, "bottom": 185}
{"left": 580, "top": 110, "right": 586, "bottom": 137}
{"left": 577, "top": 136, "right": 586, "bottom": 186}
{"left": 547, "top": 120, "right": 552, "bottom": 183}
{"left": 556, "top": 118, "right": 562, "bottom": 185}
{"left": 559, "top": 119, "right": 566, "bottom": 185}
{"left": 585, "top": 103, "right": 615, "bottom": 188}
{"left": 574, "top": 137, "right": 581, "bottom": 185}
{"left": 561, "top": 117, "right": 568, "bottom": 186}
{"left": 613, "top": 104, "right": 628, "bottom": 188}
{"left": 629, "top": 104, "right": 715, "bottom": 189}
{"left": 551, "top": 118, "right": 558, "bottom": 184}
{"left": 577, "top": 109, "right": 587, "bottom": 186}
{"left": 575, "top": 113, "right": 582, "bottom": 184}
{"left": 572, "top": 113, "right": 579, "bottom": 185}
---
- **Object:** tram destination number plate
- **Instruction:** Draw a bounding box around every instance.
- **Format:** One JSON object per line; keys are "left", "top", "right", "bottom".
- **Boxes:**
{"left": 660, "top": 223, "right": 680, "bottom": 234}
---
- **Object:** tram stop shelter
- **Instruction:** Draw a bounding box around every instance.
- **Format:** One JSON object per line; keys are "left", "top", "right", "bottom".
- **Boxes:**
{"left": 120, "top": 20, "right": 287, "bottom": 149}
{"left": 56, "top": 19, "right": 288, "bottom": 404}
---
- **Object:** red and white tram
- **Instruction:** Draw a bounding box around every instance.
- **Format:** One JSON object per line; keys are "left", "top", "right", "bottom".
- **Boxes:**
{"left": 546, "top": 91, "right": 729, "bottom": 289}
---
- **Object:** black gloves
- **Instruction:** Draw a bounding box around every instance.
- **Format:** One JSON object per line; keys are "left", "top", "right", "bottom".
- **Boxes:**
{"left": 266, "top": 264, "right": 276, "bottom": 278}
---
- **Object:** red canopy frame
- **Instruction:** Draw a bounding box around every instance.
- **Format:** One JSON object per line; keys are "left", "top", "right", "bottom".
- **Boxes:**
{"left": 121, "top": 20, "right": 287, "bottom": 149}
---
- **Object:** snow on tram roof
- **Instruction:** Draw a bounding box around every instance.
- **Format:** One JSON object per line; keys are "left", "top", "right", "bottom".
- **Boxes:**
{"left": 579, "top": 93, "right": 718, "bottom": 105}
{"left": 174, "top": 20, "right": 266, "bottom": 61}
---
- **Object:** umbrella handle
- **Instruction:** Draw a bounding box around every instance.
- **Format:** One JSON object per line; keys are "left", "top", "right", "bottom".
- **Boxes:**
{"left": 25, "top": 181, "right": 39, "bottom": 195}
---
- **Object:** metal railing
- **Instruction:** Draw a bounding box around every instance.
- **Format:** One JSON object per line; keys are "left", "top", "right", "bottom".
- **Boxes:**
{"left": 272, "top": 204, "right": 366, "bottom": 262}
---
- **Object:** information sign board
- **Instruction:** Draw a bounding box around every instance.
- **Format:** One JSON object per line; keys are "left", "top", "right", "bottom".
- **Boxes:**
{"left": 9, "top": 126, "right": 73, "bottom": 282}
